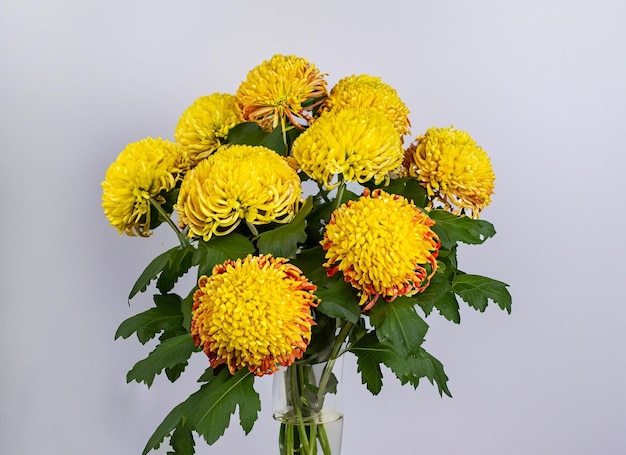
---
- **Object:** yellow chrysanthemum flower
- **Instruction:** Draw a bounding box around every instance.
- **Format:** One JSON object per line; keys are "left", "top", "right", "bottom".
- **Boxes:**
{"left": 291, "top": 108, "right": 404, "bottom": 190}
{"left": 322, "top": 188, "right": 440, "bottom": 310}
{"left": 176, "top": 145, "right": 302, "bottom": 240}
{"left": 102, "top": 137, "right": 189, "bottom": 237}
{"left": 174, "top": 93, "right": 243, "bottom": 166}
{"left": 404, "top": 126, "right": 495, "bottom": 218}
{"left": 324, "top": 74, "right": 411, "bottom": 137}
{"left": 236, "top": 54, "right": 328, "bottom": 131}
{"left": 191, "top": 254, "right": 318, "bottom": 376}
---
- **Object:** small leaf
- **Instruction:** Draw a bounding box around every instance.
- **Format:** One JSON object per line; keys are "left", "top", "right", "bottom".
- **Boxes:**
{"left": 414, "top": 275, "right": 460, "bottom": 323}
{"left": 129, "top": 248, "right": 176, "bottom": 300}
{"left": 452, "top": 274, "right": 512, "bottom": 313}
{"left": 291, "top": 246, "right": 333, "bottom": 287}
{"left": 315, "top": 279, "right": 361, "bottom": 324}
{"left": 369, "top": 297, "right": 429, "bottom": 355}
{"left": 142, "top": 404, "right": 187, "bottom": 455}
{"left": 349, "top": 332, "right": 393, "bottom": 395}
{"left": 364, "top": 178, "right": 428, "bottom": 208}
{"left": 256, "top": 197, "right": 312, "bottom": 258}
{"left": 186, "top": 369, "right": 261, "bottom": 444}
{"left": 168, "top": 417, "right": 195, "bottom": 455}
{"left": 115, "top": 294, "right": 184, "bottom": 344}
{"left": 428, "top": 210, "right": 496, "bottom": 250}
{"left": 157, "top": 245, "right": 196, "bottom": 294}
{"left": 193, "top": 233, "right": 255, "bottom": 277}
{"left": 127, "top": 334, "right": 196, "bottom": 387}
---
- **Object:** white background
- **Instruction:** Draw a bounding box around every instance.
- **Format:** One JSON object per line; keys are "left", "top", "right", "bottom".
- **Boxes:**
{"left": 2, "top": 1, "right": 625, "bottom": 454}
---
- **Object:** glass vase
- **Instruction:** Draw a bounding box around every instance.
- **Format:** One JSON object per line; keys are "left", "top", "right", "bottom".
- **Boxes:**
{"left": 272, "top": 356, "right": 344, "bottom": 455}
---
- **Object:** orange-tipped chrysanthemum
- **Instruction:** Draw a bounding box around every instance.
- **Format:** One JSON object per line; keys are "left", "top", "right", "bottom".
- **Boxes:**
{"left": 101, "top": 137, "right": 189, "bottom": 237}
{"left": 176, "top": 144, "right": 302, "bottom": 240}
{"left": 404, "top": 126, "right": 495, "bottom": 218}
{"left": 291, "top": 108, "right": 404, "bottom": 190}
{"left": 236, "top": 54, "right": 328, "bottom": 131}
{"left": 191, "top": 254, "right": 319, "bottom": 376}
{"left": 174, "top": 93, "right": 243, "bottom": 166}
{"left": 324, "top": 74, "right": 411, "bottom": 138}
{"left": 322, "top": 188, "right": 440, "bottom": 310}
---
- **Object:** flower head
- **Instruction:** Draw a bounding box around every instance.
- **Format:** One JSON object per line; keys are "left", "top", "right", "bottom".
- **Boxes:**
{"left": 404, "top": 126, "right": 495, "bottom": 218}
{"left": 174, "top": 93, "right": 243, "bottom": 166}
{"left": 102, "top": 137, "right": 189, "bottom": 237}
{"left": 291, "top": 108, "right": 403, "bottom": 189}
{"left": 191, "top": 254, "right": 318, "bottom": 376}
{"left": 324, "top": 74, "right": 411, "bottom": 137}
{"left": 236, "top": 54, "right": 328, "bottom": 131}
{"left": 322, "top": 188, "right": 440, "bottom": 310}
{"left": 176, "top": 145, "right": 302, "bottom": 240}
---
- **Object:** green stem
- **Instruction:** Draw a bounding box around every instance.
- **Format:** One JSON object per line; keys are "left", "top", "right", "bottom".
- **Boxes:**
{"left": 315, "top": 322, "right": 353, "bottom": 410}
{"left": 149, "top": 197, "right": 189, "bottom": 247}
{"left": 332, "top": 179, "right": 346, "bottom": 212}
{"left": 289, "top": 365, "right": 312, "bottom": 454}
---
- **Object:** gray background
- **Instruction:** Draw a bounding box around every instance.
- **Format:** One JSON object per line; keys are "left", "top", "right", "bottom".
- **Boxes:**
{"left": 2, "top": 0, "right": 625, "bottom": 454}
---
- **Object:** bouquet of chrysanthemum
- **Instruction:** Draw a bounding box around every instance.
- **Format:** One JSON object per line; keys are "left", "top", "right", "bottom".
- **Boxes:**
{"left": 102, "top": 54, "right": 511, "bottom": 455}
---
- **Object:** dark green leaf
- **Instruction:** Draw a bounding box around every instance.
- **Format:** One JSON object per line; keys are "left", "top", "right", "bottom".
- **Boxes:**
{"left": 305, "top": 189, "right": 360, "bottom": 242}
{"left": 414, "top": 275, "right": 460, "bottom": 323}
{"left": 256, "top": 197, "right": 312, "bottom": 258}
{"left": 186, "top": 368, "right": 261, "bottom": 444}
{"left": 348, "top": 332, "right": 394, "bottom": 395}
{"left": 129, "top": 247, "right": 175, "bottom": 300}
{"left": 226, "top": 122, "right": 300, "bottom": 156}
{"left": 364, "top": 178, "right": 428, "bottom": 208}
{"left": 157, "top": 245, "right": 196, "bottom": 295}
{"left": 127, "top": 334, "right": 196, "bottom": 387}
{"left": 315, "top": 279, "right": 361, "bottom": 324}
{"left": 165, "top": 361, "right": 188, "bottom": 383}
{"left": 452, "top": 274, "right": 512, "bottom": 313}
{"left": 115, "top": 294, "right": 184, "bottom": 344}
{"left": 142, "top": 404, "right": 187, "bottom": 455}
{"left": 193, "top": 233, "right": 255, "bottom": 277}
{"left": 369, "top": 297, "right": 429, "bottom": 355}
{"left": 291, "top": 246, "right": 333, "bottom": 287}
{"left": 429, "top": 210, "right": 496, "bottom": 250}
{"left": 167, "top": 417, "right": 195, "bottom": 455}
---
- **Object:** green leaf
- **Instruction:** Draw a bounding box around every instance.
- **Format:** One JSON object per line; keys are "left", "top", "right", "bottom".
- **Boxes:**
{"left": 349, "top": 332, "right": 393, "bottom": 395}
{"left": 305, "top": 189, "right": 360, "bottom": 242}
{"left": 369, "top": 297, "right": 429, "bottom": 355}
{"left": 129, "top": 248, "right": 175, "bottom": 300}
{"left": 414, "top": 275, "right": 460, "bottom": 323}
{"left": 186, "top": 368, "right": 261, "bottom": 444}
{"left": 143, "top": 403, "right": 187, "bottom": 455}
{"left": 315, "top": 279, "right": 361, "bottom": 324}
{"left": 193, "top": 233, "right": 255, "bottom": 277}
{"left": 226, "top": 122, "right": 300, "bottom": 156}
{"left": 115, "top": 294, "right": 184, "bottom": 344}
{"left": 127, "top": 334, "right": 196, "bottom": 387}
{"left": 291, "top": 246, "right": 333, "bottom": 287}
{"left": 256, "top": 197, "right": 312, "bottom": 258}
{"left": 364, "top": 178, "right": 428, "bottom": 208}
{"left": 157, "top": 245, "right": 196, "bottom": 295}
{"left": 428, "top": 210, "right": 496, "bottom": 250}
{"left": 167, "top": 417, "right": 195, "bottom": 455}
{"left": 452, "top": 274, "right": 512, "bottom": 313}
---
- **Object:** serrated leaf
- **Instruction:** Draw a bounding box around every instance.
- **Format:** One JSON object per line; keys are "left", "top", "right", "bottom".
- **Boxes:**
{"left": 315, "top": 279, "right": 361, "bottom": 324}
{"left": 256, "top": 197, "right": 312, "bottom": 258}
{"left": 115, "top": 294, "right": 184, "bottom": 344}
{"left": 168, "top": 417, "right": 195, "bottom": 455}
{"left": 452, "top": 274, "right": 512, "bottom": 313}
{"left": 157, "top": 245, "right": 196, "bottom": 294}
{"left": 291, "top": 246, "right": 333, "bottom": 287}
{"left": 129, "top": 248, "right": 175, "bottom": 300}
{"left": 193, "top": 233, "right": 255, "bottom": 277}
{"left": 428, "top": 210, "right": 496, "bottom": 250}
{"left": 415, "top": 275, "right": 461, "bottom": 323}
{"left": 186, "top": 368, "right": 261, "bottom": 444}
{"left": 349, "top": 333, "right": 393, "bottom": 395}
{"left": 364, "top": 178, "right": 428, "bottom": 208}
{"left": 369, "top": 297, "right": 429, "bottom": 355}
{"left": 142, "top": 404, "right": 187, "bottom": 455}
{"left": 127, "top": 334, "right": 196, "bottom": 387}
